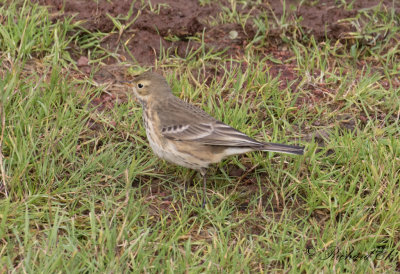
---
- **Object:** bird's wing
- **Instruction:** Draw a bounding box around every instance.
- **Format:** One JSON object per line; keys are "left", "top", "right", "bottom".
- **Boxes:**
{"left": 161, "top": 120, "right": 264, "bottom": 147}
{"left": 156, "top": 97, "right": 264, "bottom": 147}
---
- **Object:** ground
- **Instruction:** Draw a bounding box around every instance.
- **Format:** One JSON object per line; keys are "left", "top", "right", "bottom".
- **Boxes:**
{"left": 1, "top": 0, "right": 400, "bottom": 272}
{"left": 36, "top": 0, "right": 398, "bottom": 65}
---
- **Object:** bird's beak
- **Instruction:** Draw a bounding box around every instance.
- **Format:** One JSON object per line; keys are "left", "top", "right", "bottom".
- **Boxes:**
{"left": 123, "top": 81, "right": 138, "bottom": 97}
{"left": 119, "top": 80, "right": 134, "bottom": 86}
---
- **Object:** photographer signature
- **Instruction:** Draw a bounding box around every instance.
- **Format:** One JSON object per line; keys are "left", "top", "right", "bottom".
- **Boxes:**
{"left": 306, "top": 246, "right": 398, "bottom": 261}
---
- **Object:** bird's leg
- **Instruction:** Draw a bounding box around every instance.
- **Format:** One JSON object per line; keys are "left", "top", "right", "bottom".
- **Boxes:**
{"left": 200, "top": 168, "right": 207, "bottom": 208}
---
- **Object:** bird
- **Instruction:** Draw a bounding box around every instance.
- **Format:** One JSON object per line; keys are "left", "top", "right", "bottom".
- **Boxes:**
{"left": 127, "top": 71, "right": 304, "bottom": 207}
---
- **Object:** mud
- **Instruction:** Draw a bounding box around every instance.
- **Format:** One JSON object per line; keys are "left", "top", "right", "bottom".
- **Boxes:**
{"left": 35, "top": 0, "right": 398, "bottom": 66}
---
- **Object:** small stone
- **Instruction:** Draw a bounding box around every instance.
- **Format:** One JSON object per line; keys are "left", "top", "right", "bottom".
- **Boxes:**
{"left": 229, "top": 30, "right": 238, "bottom": 40}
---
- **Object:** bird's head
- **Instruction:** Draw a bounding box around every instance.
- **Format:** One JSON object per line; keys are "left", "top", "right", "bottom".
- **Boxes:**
{"left": 127, "top": 71, "right": 172, "bottom": 105}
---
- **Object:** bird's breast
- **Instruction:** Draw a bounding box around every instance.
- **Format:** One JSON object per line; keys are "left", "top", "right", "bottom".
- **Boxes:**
{"left": 143, "top": 109, "right": 168, "bottom": 156}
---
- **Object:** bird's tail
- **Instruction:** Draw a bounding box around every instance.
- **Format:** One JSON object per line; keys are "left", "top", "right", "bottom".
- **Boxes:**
{"left": 261, "top": 142, "right": 305, "bottom": 155}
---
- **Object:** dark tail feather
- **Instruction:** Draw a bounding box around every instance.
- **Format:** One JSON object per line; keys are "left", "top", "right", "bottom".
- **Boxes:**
{"left": 261, "top": 142, "right": 305, "bottom": 155}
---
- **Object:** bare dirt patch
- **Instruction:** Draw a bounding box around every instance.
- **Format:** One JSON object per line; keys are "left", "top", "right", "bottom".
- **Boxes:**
{"left": 35, "top": 0, "right": 398, "bottom": 66}
{"left": 37, "top": 0, "right": 221, "bottom": 65}
{"left": 267, "top": 0, "right": 399, "bottom": 40}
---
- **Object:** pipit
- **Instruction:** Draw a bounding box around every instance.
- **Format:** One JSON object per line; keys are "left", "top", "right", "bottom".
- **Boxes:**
{"left": 128, "top": 71, "right": 304, "bottom": 207}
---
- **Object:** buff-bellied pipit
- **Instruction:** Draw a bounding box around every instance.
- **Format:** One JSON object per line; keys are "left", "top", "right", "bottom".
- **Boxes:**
{"left": 128, "top": 71, "right": 304, "bottom": 207}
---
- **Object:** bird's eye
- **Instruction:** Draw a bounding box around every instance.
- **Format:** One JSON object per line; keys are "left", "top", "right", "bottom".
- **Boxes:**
{"left": 137, "top": 83, "right": 144, "bottom": 89}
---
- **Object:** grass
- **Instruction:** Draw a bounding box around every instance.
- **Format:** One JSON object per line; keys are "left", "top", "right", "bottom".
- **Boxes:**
{"left": 1, "top": 0, "right": 400, "bottom": 272}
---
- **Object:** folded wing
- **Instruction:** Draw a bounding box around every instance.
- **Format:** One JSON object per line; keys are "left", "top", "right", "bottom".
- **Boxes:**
{"left": 157, "top": 96, "right": 264, "bottom": 147}
{"left": 161, "top": 120, "right": 264, "bottom": 147}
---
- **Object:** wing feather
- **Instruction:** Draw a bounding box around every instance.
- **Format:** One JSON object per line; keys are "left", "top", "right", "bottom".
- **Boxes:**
{"left": 156, "top": 96, "right": 264, "bottom": 147}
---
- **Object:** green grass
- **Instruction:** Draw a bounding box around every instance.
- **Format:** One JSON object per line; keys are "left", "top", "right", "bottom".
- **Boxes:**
{"left": 1, "top": 0, "right": 399, "bottom": 272}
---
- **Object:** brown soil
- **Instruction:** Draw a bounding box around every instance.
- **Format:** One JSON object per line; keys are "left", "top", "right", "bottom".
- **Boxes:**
{"left": 35, "top": 0, "right": 398, "bottom": 67}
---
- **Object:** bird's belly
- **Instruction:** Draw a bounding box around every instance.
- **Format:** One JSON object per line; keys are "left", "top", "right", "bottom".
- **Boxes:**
{"left": 147, "top": 133, "right": 205, "bottom": 170}
{"left": 144, "top": 119, "right": 206, "bottom": 170}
